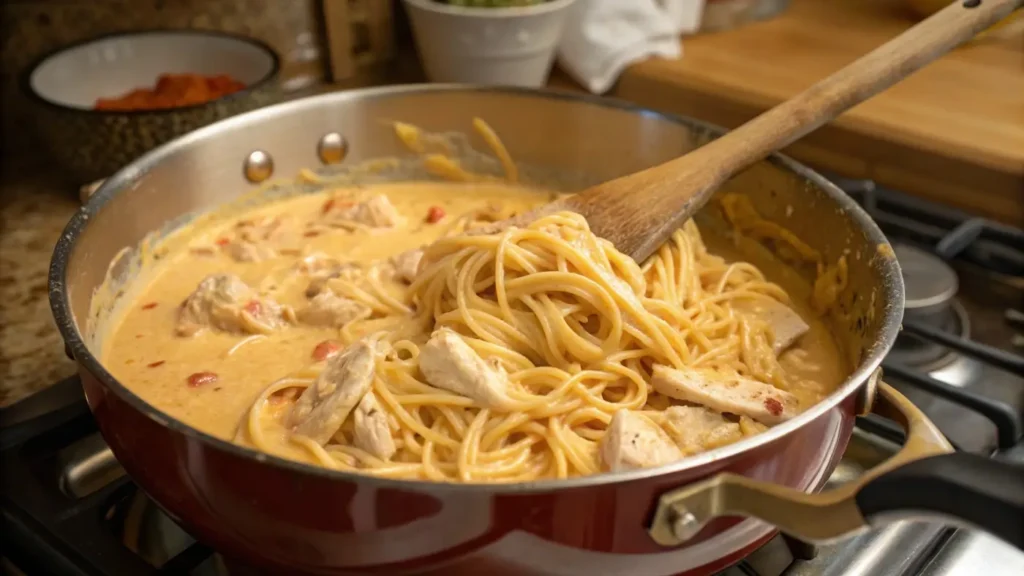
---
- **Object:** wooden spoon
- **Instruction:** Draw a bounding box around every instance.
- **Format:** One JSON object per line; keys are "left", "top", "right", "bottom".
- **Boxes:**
{"left": 515, "top": 0, "right": 1023, "bottom": 262}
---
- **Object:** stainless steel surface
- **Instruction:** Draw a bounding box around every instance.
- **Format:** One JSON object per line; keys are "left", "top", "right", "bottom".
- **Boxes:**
{"left": 51, "top": 84, "right": 904, "bottom": 491}
{"left": 789, "top": 522, "right": 947, "bottom": 576}
{"left": 895, "top": 244, "right": 959, "bottom": 313}
{"left": 917, "top": 445, "right": 1024, "bottom": 576}
{"left": 889, "top": 258, "right": 1024, "bottom": 455}
{"left": 922, "top": 531, "right": 1024, "bottom": 576}
{"left": 242, "top": 149, "right": 274, "bottom": 183}
{"left": 317, "top": 131, "right": 348, "bottom": 165}
{"left": 722, "top": 535, "right": 795, "bottom": 576}
{"left": 889, "top": 299, "right": 975, "bottom": 379}
{"left": 58, "top": 435, "right": 123, "bottom": 498}
{"left": 923, "top": 305, "right": 980, "bottom": 388}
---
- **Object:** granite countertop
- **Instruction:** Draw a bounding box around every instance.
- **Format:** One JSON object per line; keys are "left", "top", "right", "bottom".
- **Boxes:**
{"left": 0, "top": 157, "right": 81, "bottom": 406}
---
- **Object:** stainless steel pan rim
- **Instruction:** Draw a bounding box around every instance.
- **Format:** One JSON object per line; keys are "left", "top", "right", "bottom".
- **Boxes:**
{"left": 48, "top": 83, "right": 905, "bottom": 494}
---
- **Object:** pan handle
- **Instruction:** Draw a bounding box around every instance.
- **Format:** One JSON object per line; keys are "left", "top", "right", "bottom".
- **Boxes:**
{"left": 647, "top": 380, "right": 1024, "bottom": 550}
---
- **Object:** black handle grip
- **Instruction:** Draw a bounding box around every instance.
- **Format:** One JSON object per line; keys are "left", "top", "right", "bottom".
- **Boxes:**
{"left": 855, "top": 452, "right": 1024, "bottom": 549}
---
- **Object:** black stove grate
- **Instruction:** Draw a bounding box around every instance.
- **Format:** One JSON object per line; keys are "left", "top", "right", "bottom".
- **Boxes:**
{"left": 0, "top": 378, "right": 171, "bottom": 576}
{"left": 832, "top": 176, "right": 1024, "bottom": 277}
{"left": 832, "top": 175, "right": 1024, "bottom": 451}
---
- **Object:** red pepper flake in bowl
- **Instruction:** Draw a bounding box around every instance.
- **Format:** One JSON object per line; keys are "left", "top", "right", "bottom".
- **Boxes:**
{"left": 141, "top": 302, "right": 158, "bottom": 310}
{"left": 312, "top": 340, "right": 341, "bottom": 361}
{"left": 147, "top": 360, "right": 166, "bottom": 368}
{"left": 426, "top": 206, "right": 446, "bottom": 223}
{"left": 94, "top": 73, "right": 247, "bottom": 111}
{"left": 187, "top": 371, "right": 219, "bottom": 388}
{"left": 243, "top": 300, "right": 263, "bottom": 316}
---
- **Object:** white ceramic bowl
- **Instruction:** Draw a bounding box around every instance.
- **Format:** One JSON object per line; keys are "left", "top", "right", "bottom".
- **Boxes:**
{"left": 28, "top": 30, "right": 278, "bottom": 110}
{"left": 24, "top": 30, "right": 281, "bottom": 182}
{"left": 403, "top": 0, "right": 578, "bottom": 87}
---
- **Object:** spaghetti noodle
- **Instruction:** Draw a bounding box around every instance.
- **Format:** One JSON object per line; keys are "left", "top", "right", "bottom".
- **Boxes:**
{"left": 239, "top": 211, "right": 815, "bottom": 482}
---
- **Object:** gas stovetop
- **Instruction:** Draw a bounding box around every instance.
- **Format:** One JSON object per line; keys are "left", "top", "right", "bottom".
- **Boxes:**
{"left": 1, "top": 178, "right": 1022, "bottom": 576}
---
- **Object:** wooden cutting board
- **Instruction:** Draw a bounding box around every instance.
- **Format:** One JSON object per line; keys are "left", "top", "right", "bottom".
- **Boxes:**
{"left": 612, "top": 0, "right": 1024, "bottom": 226}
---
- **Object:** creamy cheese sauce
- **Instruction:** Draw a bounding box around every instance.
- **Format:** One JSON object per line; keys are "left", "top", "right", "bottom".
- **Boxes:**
{"left": 103, "top": 182, "right": 551, "bottom": 440}
{"left": 101, "top": 181, "right": 847, "bottom": 474}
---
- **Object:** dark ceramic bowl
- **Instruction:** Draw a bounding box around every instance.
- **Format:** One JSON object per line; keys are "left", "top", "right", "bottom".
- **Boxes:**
{"left": 24, "top": 30, "right": 281, "bottom": 184}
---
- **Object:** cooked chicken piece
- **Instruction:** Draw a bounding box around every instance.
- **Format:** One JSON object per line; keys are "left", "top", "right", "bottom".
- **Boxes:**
{"left": 732, "top": 299, "right": 809, "bottom": 355}
{"left": 296, "top": 253, "right": 343, "bottom": 275}
{"left": 329, "top": 194, "right": 405, "bottom": 228}
{"left": 304, "top": 263, "right": 362, "bottom": 298}
{"left": 662, "top": 406, "right": 742, "bottom": 455}
{"left": 418, "top": 328, "right": 514, "bottom": 410}
{"left": 391, "top": 248, "right": 424, "bottom": 283}
{"left": 305, "top": 273, "right": 335, "bottom": 299}
{"left": 236, "top": 215, "right": 288, "bottom": 241}
{"left": 352, "top": 392, "right": 396, "bottom": 460}
{"left": 298, "top": 292, "right": 370, "bottom": 327}
{"left": 217, "top": 216, "right": 293, "bottom": 262}
{"left": 289, "top": 341, "right": 376, "bottom": 444}
{"left": 600, "top": 410, "right": 683, "bottom": 472}
{"left": 225, "top": 240, "right": 277, "bottom": 263}
{"left": 652, "top": 365, "right": 798, "bottom": 426}
{"left": 176, "top": 274, "right": 282, "bottom": 336}
{"left": 739, "top": 416, "right": 768, "bottom": 436}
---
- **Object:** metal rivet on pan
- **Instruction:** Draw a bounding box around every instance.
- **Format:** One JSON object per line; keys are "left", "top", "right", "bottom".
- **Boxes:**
{"left": 317, "top": 132, "right": 348, "bottom": 165}
{"left": 243, "top": 150, "right": 274, "bottom": 183}
{"left": 669, "top": 505, "right": 702, "bottom": 541}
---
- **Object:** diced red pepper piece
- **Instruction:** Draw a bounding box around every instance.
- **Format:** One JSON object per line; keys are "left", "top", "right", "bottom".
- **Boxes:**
{"left": 187, "top": 371, "right": 219, "bottom": 388}
{"left": 312, "top": 340, "right": 342, "bottom": 362}
{"left": 426, "top": 206, "right": 446, "bottom": 223}
{"left": 764, "top": 397, "right": 784, "bottom": 417}
{"left": 243, "top": 300, "right": 262, "bottom": 316}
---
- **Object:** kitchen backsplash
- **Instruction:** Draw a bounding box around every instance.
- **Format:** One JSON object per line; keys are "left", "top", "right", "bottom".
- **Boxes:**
{"left": 0, "top": 0, "right": 327, "bottom": 161}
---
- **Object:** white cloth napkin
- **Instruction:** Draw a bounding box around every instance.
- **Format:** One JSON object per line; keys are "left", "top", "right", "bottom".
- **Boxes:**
{"left": 557, "top": 0, "right": 703, "bottom": 94}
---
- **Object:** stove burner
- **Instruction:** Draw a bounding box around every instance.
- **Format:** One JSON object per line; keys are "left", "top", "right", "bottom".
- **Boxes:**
{"left": 888, "top": 245, "right": 980, "bottom": 386}
{"left": 893, "top": 244, "right": 959, "bottom": 315}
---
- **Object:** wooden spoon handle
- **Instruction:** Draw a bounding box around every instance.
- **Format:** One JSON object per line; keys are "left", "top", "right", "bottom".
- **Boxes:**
{"left": 570, "top": 0, "right": 1023, "bottom": 262}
